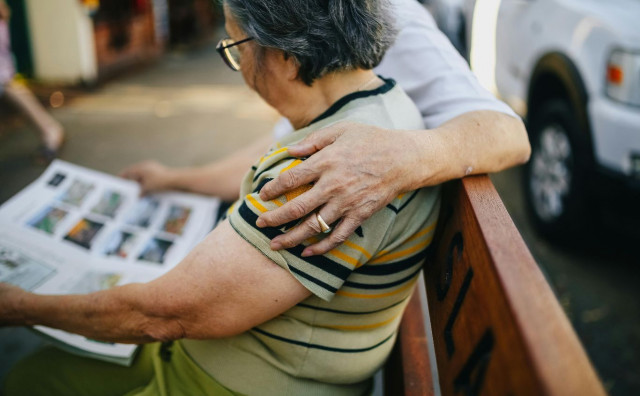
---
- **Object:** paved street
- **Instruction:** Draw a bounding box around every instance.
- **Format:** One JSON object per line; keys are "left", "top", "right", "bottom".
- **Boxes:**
{"left": 1, "top": 39, "right": 638, "bottom": 395}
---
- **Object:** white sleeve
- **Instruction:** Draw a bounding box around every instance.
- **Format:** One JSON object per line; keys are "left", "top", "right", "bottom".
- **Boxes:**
{"left": 375, "top": 0, "right": 518, "bottom": 129}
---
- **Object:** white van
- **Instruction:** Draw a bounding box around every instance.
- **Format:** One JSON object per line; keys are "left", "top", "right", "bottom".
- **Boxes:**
{"left": 431, "top": 0, "right": 640, "bottom": 239}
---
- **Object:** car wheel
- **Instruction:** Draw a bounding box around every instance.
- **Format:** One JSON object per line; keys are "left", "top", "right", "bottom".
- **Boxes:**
{"left": 524, "top": 99, "right": 591, "bottom": 242}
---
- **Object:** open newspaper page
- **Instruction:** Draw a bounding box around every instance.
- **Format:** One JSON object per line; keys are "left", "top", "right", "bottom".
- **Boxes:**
{"left": 0, "top": 160, "right": 223, "bottom": 365}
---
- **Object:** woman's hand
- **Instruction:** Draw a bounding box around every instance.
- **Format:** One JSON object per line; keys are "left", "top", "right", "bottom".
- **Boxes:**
{"left": 120, "top": 160, "right": 176, "bottom": 194}
{"left": 257, "top": 121, "right": 427, "bottom": 256}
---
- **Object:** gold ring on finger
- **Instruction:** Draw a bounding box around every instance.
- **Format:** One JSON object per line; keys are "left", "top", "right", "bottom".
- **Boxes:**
{"left": 316, "top": 213, "right": 331, "bottom": 234}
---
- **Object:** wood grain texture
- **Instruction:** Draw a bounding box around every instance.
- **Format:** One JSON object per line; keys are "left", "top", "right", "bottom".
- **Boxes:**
{"left": 384, "top": 288, "right": 435, "bottom": 396}
{"left": 385, "top": 175, "right": 606, "bottom": 396}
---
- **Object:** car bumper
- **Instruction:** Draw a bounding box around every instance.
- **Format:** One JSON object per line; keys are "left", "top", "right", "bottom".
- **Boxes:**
{"left": 589, "top": 97, "right": 640, "bottom": 181}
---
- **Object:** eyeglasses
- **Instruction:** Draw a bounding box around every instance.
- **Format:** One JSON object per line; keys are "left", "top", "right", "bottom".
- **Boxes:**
{"left": 216, "top": 37, "right": 253, "bottom": 71}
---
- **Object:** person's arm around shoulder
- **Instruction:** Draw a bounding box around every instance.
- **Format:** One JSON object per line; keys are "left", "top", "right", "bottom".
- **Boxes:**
{"left": 256, "top": 111, "right": 529, "bottom": 256}
{"left": 0, "top": 220, "right": 311, "bottom": 343}
{"left": 253, "top": 1, "right": 531, "bottom": 255}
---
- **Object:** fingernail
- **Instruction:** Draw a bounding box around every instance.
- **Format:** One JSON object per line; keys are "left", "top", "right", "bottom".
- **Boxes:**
{"left": 301, "top": 249, "right": 312, "bottom": 257}
{"left": 256, "top": 218, "right": 266, "bottom": 228}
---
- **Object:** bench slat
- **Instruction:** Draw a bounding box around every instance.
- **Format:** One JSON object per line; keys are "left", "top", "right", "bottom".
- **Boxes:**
{"left": 386, "top": 176, "right": 606, "bottom": 395}
{"left": 384, "top": 287, "right": 435, "bottom": 396}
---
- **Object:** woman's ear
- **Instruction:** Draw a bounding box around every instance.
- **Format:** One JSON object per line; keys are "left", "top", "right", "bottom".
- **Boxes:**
{"left": 282, "top": 52, "right": 299, "bottom": 81}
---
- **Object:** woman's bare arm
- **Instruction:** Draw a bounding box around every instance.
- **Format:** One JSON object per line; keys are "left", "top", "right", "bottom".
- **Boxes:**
{"left": 0, "top": 220, "right": 310, "bottom": 344}
{"left": 256, "top": 110, "right": 530, "bottom": 255}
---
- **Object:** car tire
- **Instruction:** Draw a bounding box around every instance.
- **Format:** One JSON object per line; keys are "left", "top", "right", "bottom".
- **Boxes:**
{"left": 524, "top": 99, "right": 592, "bottom": 242}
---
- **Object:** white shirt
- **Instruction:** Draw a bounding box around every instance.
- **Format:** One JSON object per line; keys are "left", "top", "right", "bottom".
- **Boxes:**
{"left": 273, "top": 0, "right": 517, "bottom": 138}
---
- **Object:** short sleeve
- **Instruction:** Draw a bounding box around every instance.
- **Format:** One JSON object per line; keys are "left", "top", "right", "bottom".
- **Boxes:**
{"left": 228, "top": 155, "right": 391, "bottom": 302}
{"left": 375, "top": 0, "right": 518, "bottom": 128}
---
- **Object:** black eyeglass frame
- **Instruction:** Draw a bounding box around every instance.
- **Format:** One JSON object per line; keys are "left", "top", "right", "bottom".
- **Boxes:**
{"left": 216, "top": 37, "right": 254, "bottom": 71}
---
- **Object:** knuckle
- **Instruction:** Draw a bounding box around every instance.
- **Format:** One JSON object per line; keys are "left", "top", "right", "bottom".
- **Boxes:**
{"left": 331, "top": 230, "right": 349, "bottom": 244}
{"left": 312, "top": 149, "right": 339, "bottom": 168}
{"left": 282, "top": 171, "right": 299, "bottom": 190}
{"left": 305, "top": 130, "right": 320, "bottom": 142}
{"left": 332, "top": 183, "right": 348, "bottom": 196}
{"left": 289, "top": 200, "right": 308, "bottom": 219}
{"left": 356, "top": 200, "right": 380, "bottom": 219}
{"left": 306, "top": 216, "right": 322, "bottom": 234}
{"left": 278, "top": 235, "right": 296, "bottom": 248}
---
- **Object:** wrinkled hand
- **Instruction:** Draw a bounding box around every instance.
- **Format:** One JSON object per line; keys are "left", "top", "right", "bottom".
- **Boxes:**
{"left": 257, "top": 121, "right": 424, "bottom": 256}
{"left": 0, "top": 282, "right": 26, "bottom": 326}
{"left": 120, "top": 160, "right": 174, "bottom": 194}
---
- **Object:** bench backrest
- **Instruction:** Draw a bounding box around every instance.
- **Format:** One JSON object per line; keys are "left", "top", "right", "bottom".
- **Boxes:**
{"left": 384, "top": 176, "right": 606, "bottom": 396}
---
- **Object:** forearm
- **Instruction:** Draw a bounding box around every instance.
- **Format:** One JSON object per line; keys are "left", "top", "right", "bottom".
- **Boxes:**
{"left": 9, "top": 284, "right": 183, "bottom": 344}
{"left": 168, "top": 133, "right": 274, "bottom": 200}
{"left": 409, "top": 110, "right": 531, "bottom": 188}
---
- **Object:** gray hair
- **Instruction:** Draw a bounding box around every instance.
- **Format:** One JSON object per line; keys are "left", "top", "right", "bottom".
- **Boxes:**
{"left": 224, "top": 0, "right": 396, "bottom": 85}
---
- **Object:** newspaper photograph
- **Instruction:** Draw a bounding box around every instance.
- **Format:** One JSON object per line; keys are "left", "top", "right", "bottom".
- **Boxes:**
{"left": 0, "top": 160, "right": 224, "bottom": 365}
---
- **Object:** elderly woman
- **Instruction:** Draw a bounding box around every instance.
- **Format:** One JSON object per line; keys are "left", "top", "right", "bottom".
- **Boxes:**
{"left": 2, "top": 0, "right": 439, "bottom": 395}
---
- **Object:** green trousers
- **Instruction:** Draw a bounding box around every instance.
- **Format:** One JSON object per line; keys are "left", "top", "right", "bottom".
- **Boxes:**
{"left": 4, "top": 341, "right": 243, "bottom": 396}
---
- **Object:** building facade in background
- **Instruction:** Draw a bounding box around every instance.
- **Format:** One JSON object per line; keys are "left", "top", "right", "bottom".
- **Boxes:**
{"left": 8, "top": 0, "right": 218, "bottom": 85}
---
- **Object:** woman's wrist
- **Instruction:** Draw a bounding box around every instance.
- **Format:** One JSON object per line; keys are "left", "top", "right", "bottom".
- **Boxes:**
{"left": 167, "top": 165, "right": 217, "bottom": 192}
{"left": 0, "top": 285, "right": 30, "bottom": 326}
{"left": 165, "top": 167, "right": 188, "bottom": 190}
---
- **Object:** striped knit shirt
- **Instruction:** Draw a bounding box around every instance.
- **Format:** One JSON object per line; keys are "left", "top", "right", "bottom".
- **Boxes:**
{"left": 181, "top": 78, "right": 441, "bottom": 396}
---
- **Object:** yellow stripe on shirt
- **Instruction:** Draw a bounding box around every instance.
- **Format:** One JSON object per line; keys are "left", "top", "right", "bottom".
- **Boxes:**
{"left": 259, "top": 147, "right": 288, "bottom": 164}
{"left": 405, "top": 222, "right": 437, "bottom": 243}
{"left": 280, "top": 159, "right": 303, "bottom": 173}
{"left": 343, "top": 240, "right": 372, "bottom": 260}
{"left": 328, "top": 249, "right": 359, "bottom": 267}
{"left": 320, "top": 312, "right": 402, "bottom": 331}
{"left": 370, "top": 236, "right": 433, "bottom": 264}
{"left": 246, "top": 194, "right": 268, "bottom": 213}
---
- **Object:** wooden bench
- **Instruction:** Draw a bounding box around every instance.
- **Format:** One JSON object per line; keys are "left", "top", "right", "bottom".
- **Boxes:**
{"left": 383, "top": 175, "right": 606, "bottom": 396}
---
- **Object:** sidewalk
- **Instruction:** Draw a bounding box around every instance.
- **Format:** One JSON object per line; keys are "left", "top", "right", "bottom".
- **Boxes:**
{"left": 0, "top": 38, "right": 278, "bottom": 386}
{"left": 0, "top": 40, "right": 278, "bottom": 204}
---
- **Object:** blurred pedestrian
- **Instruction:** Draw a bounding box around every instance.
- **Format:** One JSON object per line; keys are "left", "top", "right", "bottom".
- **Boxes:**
{"left": 0, "top": 0, "right": 64, "bottom": 161}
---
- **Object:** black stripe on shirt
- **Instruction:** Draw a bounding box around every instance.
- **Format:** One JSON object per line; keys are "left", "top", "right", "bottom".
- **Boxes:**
{"left": 344, "top": 267, "right": 422, "bottom": 290}
{"left": 252, "top": 157, "right": 299, "bottom": 182}
{"left": 289, "top": 265, "right": 338, "bottom": 293}
{"left": 253, "top": 178, "right": 273, "bottom": 194}
{"left": 307, "top": 77, "right": 396, "bottom": 126}
{"left": 354, "top": 249, "right": 427, "bottom": 276}
{"left": 296, "top": 297, "right": 407, "bottom": 315}
{"left": 386, "top": 190, "right": 419, "bottom": 214}
{"left": 238, "top": 202, "right": 353, "bottom": 281}
{"left": 252, "top": 328, "right": 395, "bottom": 353}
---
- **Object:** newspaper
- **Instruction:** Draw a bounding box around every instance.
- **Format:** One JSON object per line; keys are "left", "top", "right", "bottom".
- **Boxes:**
{"left": 0, "top": 160, "right": 223, "bottom": 365}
